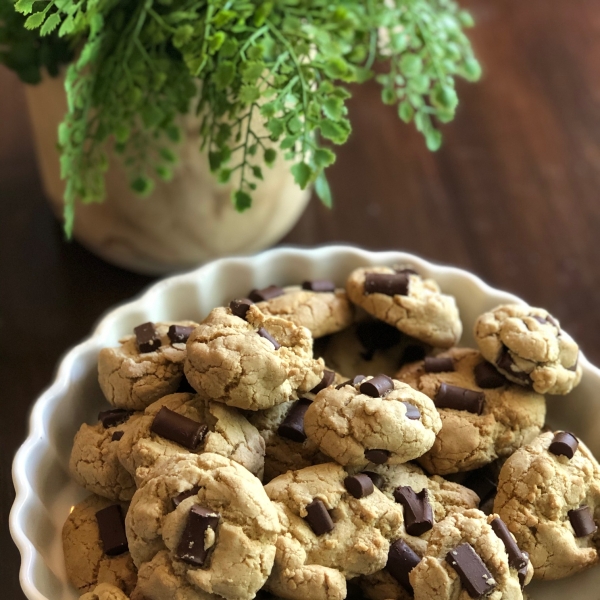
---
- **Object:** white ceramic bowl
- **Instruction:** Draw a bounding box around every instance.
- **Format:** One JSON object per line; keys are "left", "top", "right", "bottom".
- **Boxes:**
{"left": 10, "top": 245, "right": 600, "bottom": 600}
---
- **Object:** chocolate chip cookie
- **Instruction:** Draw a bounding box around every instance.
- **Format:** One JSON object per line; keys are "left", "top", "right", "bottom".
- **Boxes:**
{"left": 184, "top": 305, "right": 323, "bottom": 410}
{"left": 345, "top": 267, "right": 462, "bottom": 348}
{"left": 63, "top": 495, "right": 137, "bottom": 595}
{"left": 396, "top": 348, "right": 546, "bottom": 475}
{"left": 264, "top": 463, "right": 405, "bottom": 600}
{"left": 304, "top": 375, "right": 441, "bottom": 469}
{"left": 409, "top": 509, "right": 532, "bottom": 599}
{"left": 98, "top": 321, "right": 198, "bottom": 411}
{"left": 494, "top": 431, "right": 600, "bottom": 579}
{"left": 117, "top": 392, "right": 265, "bottom": 483}
{"left": 70, "top": 409, "right": 141, "bottom": 501}
{"left": 126, "top": 453, "right": 279, "bottom": 600}
{"left": 474, "top": 304, "right": 582, "bottom": 395}
{"left": 251, "top": 282, "right": 354, "bottom": 338}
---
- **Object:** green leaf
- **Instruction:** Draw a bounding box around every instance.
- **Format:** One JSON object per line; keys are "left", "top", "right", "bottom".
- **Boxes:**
{"left": 40, "top": 13, "right": 61, "bottom": 36}
{"left": 15, "top": 0, "right": 36, "bottom": 15}
{"left": 24, "top": 12, "right": 45, "bottom": 30}
{"left": 242, "top": 61, "right": 264, "bottom": 84}
{"left": 315, "top": 171, "right": 332, "bottom": 208}
{"left": 155, "top": 165, "right": 173, "bottom": 181}
{"left": 212, "top": 61, "right": 235, "bottom": 90}
{"left": 319, "top": 119, "right": 350, "bottom": 145}
{"left": 322, "top": 97, "right": 344, "bottom": 120}
{"left": 267, "top": 118, "right": 285, "bottom": 139}
{"left": 313, "top": 148, "right": 335, "bottom": 168}
{"left": 239, "top": 85, "right": 260, "bottom": 104}
{"left": 432, "top": 84, "right": 458, "bottom": 111}
{"left": 218, "top": 168, "right": 231, "bottom": 183}
{"left": 209, "top": 151, "right": 223, "bottom": 171}
{"left": 251, "top": 165, "right": 263, "bottom": 180}
{"left": 264, "top": 148, "right": 277, "bottom": 166}
{"left": 159, "top": 147, "right": 177, "bottom": 163}
{"left": 58, "top": 14, "right": 75, "bottom": 36}
{"left": 291, "top": 162, "right": 312, "bottom": 189}
{"left": 400, "top": 54, "right": 423, "bottom": 76}
{"left": 234, "top": 190, "right": 252, "bottom": 211}
{"left": 425, "top": 128, "right": 442, "bottom": 152}
{"left": 381, "top": 87, "right": 395, "bottom": 105}
{"left": 131, "top": 175, "right": 154, "bottom": 196}
{"left": 398, "top": 101, "right": 414, "bottom": 123}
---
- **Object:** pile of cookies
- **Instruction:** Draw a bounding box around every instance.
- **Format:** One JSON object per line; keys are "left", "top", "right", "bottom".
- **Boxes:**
{"left": 63, "top": 265, "right": 597, "bottom": 600}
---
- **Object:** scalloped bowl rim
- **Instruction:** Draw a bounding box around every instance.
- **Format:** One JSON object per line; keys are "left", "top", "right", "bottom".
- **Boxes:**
{"left": 10, "top": 244, "right": 600, "bottom": 600}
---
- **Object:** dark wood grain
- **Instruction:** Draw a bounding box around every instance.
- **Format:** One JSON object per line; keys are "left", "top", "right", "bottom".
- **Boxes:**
{"left": 3, "top": 1, "right": 600, "bottom": 597}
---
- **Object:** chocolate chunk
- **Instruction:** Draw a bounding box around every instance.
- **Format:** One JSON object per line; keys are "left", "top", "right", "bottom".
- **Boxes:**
{"left": 445, "top": 543, "right": 496, "bottom": 598}
{"left": 435, "top": 383, "right": 485, "bottom": 414}
{"left": 167, "top": 324, "right": 194, "bottom": 344}
{"left": 424, "top": 356, "right": 455, "bottom": 373}
{"left": 344, "top": 474, "right": 374, "bottom": 499}
{"left": 362, "top": 471, "right": 384, "bottom": 489}
{"left": 310, "top": 370, "right": 335, "bottom": 394}
{"left": 364, "top": 449, "right": 390, "bottom": 464}
{"left": 302, "top": 279, "right": 336, "bottom": 292}
{"left": 393, "top": 486, "right": 434, "bottom": 536}
{"left": 257, "top": 327, "right": 280, "bottom": 350}
{"left": 277, "top": 399, "right": 312, "bottom": 443}
{"left": 568, "top": 352, "right": 579, "bottom": 372}
{"left": 462, "top": 465, "right": 498, "bottom": 508}
{"left": 360, "top": 374, "right": 394, "bottom": 398}
{"left": 248, "top": 285, "right": 284, "bottom": 302}
{"left": 134, "top": 322, "right": 161, "bottom": 353}
{"left": 98, "top": 409, "right": 134, "bottom": 429}
{"left": 176, "top": 504, "right": 220, "bottom": 566}
{"left": 568, "top": 505, "right": 597, "bottom": 537}
{"left": 356, "top": 321, "right": 402, "bottom": 358}
{"left": 172, "top": 485, "right": 201, "bottom": 509}
{"left": 229, "top": 298, "right": 254, "bottom": 320}
{"left": 150, "top": 406, "right": 208, "bottom": 450}
{"left": 403, "top": 402, "right": 421, "bottom": 420}
{"left": 336, "top": 375, "right": 365, "bottom": 389}
{"left": 364, "top": 272, "right": 409, "bottom": 296}
{"left": 549, "top": 431, "right": 579, "bottom": 459}
{"left": 111, "top": 431, "right": 124, "bottom": 442}
{"left": 386, "top": 539, "right": 421, "bottom": 593}
{"left": 490, "top": 517, "right": 527, "bottom": 569}
{"left": 497, "top": 346, "right": 531, "bottom": 384}
{"left": 474, "top": 361, "right": 507, "bottom": 388}
{"left": 518, "top": 551, "right": 529, "bottom": 588}
{"left": 95, "top": 504, "right": 128, "bottom": 556}
{"left": 177, "top": 374, "right": 196, "bottom": 394}
{"left": 305, "top": 499, "right": 334, "bottom": 535}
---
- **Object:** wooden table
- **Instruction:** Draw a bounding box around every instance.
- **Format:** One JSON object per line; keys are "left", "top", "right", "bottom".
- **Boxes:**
{"left": 3, "top": 0, "right": 600, "bottom": 597}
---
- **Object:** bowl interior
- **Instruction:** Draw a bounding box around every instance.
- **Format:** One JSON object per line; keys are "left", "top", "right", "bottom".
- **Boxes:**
{"left": 11, "top": 246, "right": 600, "bottom": 600}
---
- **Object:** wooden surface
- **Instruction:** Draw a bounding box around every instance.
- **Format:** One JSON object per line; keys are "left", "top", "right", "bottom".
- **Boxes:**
{"left": 3, "top": 0, "right": 600, "bottom": 597}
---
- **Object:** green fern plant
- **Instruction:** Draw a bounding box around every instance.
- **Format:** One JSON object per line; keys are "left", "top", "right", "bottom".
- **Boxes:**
{"left": 3, "top": 0, "right": 481, "bottom": 235}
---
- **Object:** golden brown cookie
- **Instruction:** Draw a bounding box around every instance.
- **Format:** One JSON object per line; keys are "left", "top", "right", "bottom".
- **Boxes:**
{"left": 264, "top": 463, "right": 405, "bottom": 600}
{"left": 126, "top": 453, "right": 279, "bottom": 600}
{"left": 63, "top": 495, "right": 137, "bottom": 595}
{"left": 254, "top": 284, "right": 354, "bottom": 338}
{"left": 396, "top": 348, "right": 546, "bottom": 475}
{"left": 494, "top": 431, "right": 600, "bottom": 580}
{"left": 117, "top": 392, "right": 265, "bottom": 483}
{"left": 346, "top": 267, "right": 462, "bottom": 348}
{"left": 474, "top": 304, "right": 582, "bottom": 395}
{"left": 304, "top": 375, "right": 441, "bottom": 469}
{"left": 98, "top": 321, "right": 198, "bottom": 410}
{"left": 184, "top": 305, "right": 323, "bottom": 410}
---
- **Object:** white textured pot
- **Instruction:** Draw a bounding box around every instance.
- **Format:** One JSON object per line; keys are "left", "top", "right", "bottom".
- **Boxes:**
{"left": 24, "top": 74, "right": 312, "bottom": 275}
